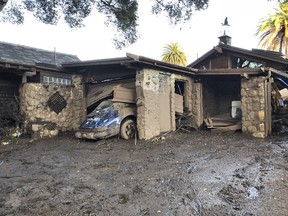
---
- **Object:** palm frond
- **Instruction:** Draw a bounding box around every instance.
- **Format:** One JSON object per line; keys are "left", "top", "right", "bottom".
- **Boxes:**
{"left": 161, "top": 42, "right": 187, "bottom": 66}
{"left": 256, "top": 2, "right": 288, "bottom": 57}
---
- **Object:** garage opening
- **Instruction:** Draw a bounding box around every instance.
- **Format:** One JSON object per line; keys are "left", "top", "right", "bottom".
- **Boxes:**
{"left": 201, "top": 75, "right": 242, "bottom": 131}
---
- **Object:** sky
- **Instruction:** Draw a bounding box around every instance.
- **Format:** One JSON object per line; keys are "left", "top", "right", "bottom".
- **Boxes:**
{"left": 0, "top": 0, "right": 278, "bottom": 64}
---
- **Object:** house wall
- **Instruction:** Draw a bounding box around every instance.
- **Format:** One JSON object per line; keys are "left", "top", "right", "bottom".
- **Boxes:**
{"left": 241, "top": 77, "right": 266, "bottom": 138}
{"left": 20, "top": 75, "right": 85, "bottom": 139}
{"left": 135, "top": 69, "right": 199, "bottom": 139}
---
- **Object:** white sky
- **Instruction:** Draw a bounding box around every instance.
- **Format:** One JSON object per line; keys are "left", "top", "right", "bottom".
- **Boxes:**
{"left": 0, "top": 0, "right": 277, "bottom": 63}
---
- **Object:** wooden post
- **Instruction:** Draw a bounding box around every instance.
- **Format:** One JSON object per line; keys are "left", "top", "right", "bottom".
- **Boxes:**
{"left": 264, "top": 77, "right": 272, "bottom": 136}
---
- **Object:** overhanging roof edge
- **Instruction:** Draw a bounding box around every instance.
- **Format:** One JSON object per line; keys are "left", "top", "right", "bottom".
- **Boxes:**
{"left": 126, "top": 52, "right": 197, "bottom": 75}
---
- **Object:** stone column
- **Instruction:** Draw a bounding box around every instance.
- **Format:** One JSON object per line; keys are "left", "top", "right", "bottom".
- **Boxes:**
{"left": 241, "top": 77, "right": 266, "bottom": 138}
{"left": 191, "top": 82, "right": 203, "bottom": 128}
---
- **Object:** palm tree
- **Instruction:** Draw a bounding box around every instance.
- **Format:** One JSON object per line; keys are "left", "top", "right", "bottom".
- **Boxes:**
{"left": 256, "top": 2, "right": 288, "bottom": 57}
{"left": 161, "top": 43, "right": 187, "bottom": 66}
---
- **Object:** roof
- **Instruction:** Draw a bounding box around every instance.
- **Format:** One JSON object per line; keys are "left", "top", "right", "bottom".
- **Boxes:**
{"left": 188, "top": 43, "right": 288, "bottom": 68}
{"left": 62, "top": 57, "right": 134, "bottom": 67}
{"left": 0, "top": 41, "right": 80, "bottom": 67}
{"left": 63, "top": 53, "right": 197, "bottom": 75}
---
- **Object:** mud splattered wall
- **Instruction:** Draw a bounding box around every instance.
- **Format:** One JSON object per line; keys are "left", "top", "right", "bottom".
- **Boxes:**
{"left": 241, "top": 77, "right": 266, "bottom": 138}
{"left": 19, "top": 75, "right": 84, "bottom": 138}
{"left": 136, "top": 69, "right": 163, "bottom": 139}
{"left": 136, "top": 69, "right": 198, "bottom": 139}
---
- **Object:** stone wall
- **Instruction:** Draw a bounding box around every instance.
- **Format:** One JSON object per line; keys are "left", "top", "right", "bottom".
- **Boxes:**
{"left": 191, "top": 83, "right": 203, "bottom": 128}
{"left": 241, "top": 77, "right": 266, "bottom": 138}
{"left": 20, "top": 75, "right": 84, "bottom": 138}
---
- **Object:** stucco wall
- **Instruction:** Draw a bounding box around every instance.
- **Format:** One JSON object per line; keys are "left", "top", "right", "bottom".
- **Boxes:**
{"left": 241, "top": 77, "right": 266, "bottom": 138}
{"left": 136, "top": 69, "right": 199, "bottom": 139}
{"left": 20, "top": 75, "right": 84, "bottom": 138}
{"left": 136, "top": 69, "right": 162, "bottom": 139}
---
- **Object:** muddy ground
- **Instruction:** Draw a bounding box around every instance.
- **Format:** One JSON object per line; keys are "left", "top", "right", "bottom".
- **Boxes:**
{"left": 0, "top": 130, "right": 288, "bottom": 216}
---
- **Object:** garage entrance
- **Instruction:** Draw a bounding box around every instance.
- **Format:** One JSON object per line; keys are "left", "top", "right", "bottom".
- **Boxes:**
{"left": 201, "top": 75, "right": 242, "bottom": 131}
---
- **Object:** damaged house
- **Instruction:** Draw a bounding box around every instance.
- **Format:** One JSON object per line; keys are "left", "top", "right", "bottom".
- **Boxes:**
{"left": 0, "top": 42, "right": 83, "bottom": 139}
{"left": 187, "top": 34, "right": 288, "bottom": 138}
{"left": 63, "top": 54, "right": 201, "bottom": 140}
{"left": 2, "top": 36, "right": 288, "bottom": 141}
{"left": 0, "top": 41, "right": 202, "bottom": 140}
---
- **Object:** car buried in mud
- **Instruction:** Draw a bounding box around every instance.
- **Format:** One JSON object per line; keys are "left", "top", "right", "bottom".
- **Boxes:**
{"left": 75, "top": 82, "right": 137, "bottom": 140}
{"left": 75, "top": 99, "right": 137, "bottom": 140}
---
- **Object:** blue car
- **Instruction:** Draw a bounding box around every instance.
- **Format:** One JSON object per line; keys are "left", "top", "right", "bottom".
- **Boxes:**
{"left": 75, "top": 100, "right": 137, "bottom": 140}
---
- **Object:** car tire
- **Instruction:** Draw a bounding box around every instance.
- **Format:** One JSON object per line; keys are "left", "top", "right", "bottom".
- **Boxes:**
{"left": 120, "top": 118, "right": 136, "bottom": 139}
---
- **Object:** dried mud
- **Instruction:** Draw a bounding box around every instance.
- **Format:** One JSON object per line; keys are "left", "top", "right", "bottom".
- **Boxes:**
{"left": 0, "top": 130, "right": 288, "bottom": 216}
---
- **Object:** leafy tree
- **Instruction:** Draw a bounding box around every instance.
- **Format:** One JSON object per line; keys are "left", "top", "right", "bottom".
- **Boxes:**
{"left": 0, "top": 1, "right": 8, "bottom": 11}
{"left": 256, "top": 2, "right": 288, "bottom": 57}
{"left": 0, "top": 0, "right": 209, "bottom": 49}
{"left": 161, "top": 42, "right": 187, "bottom": 66}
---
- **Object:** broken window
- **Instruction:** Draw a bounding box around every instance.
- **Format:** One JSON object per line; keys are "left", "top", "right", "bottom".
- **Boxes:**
{"left": 231, "top": 56, "right": 262, "bottom": 69}
{"left": 238, "top": 59, "right": 262, "bottom": 68}
{"left": 47, "top": 92, "right": 67, "bottom": 114}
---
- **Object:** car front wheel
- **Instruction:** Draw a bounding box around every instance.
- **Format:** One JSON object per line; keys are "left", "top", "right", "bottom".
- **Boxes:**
{"left": 120, "top": 118, "right": 136, "bottom": 139}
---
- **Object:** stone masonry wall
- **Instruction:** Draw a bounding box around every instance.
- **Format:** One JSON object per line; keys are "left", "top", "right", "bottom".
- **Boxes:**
{"left": 20, "top": 75, "right": 84, "bottom": 138}
{"left": 241, "top": 77, "right": 266, "bottom": 138}
{"left": 191, "top": 82, "right": 203, "bottom": 128}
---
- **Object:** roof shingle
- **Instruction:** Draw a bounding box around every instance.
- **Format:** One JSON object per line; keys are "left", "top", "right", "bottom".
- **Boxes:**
{"left": 0, "top": 41, "right": 80, "bottom": 66}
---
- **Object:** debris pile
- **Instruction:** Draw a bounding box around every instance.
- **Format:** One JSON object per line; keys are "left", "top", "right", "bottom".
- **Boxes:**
{"left": 0, "top": 127, "right": 22, "bottom": 145}
{"left": 204, "top": 113, "right": 241, "bottom": 133}
{"left": 271, "top": 81, "right": 288, "bottom": 131}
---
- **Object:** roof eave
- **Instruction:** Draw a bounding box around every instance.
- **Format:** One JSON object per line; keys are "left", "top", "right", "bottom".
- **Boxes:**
{"left": 62, "top": 57, "right": 134, "bottom": 68}
{"left": 187, "top": 48, "right": 217, "bottom": 68}
{"left": 195, "top": 68, "right": 264, "bottom": 76}
{"left": 126, "top": 53, "right": 197, "bottom": 75}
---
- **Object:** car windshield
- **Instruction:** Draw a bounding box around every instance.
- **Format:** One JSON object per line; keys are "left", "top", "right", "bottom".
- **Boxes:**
{"left": 80, "top": 100, "right": 120, "bottom": 129}
{"left": 87, "top": 100, "right": 113, "bottom": 118}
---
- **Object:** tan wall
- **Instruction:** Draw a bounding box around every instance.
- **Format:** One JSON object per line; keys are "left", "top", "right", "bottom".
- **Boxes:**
{"left": 20, "top": 75, "right": 84, "bottom": 138}
{"left": 241, "top": 77, "right": 266, "bottom": 138}
{"left": 136, "top": 69, "right": 162, "bottom": 139}
{"left": 191, "top": 83, "right": 203, "bottom": 128}
{"left": 136, "top": 69, "right": 200, "bottom": 139}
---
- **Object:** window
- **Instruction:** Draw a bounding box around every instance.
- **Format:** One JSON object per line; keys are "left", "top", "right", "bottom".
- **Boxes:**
{"left": 43, "top": 76, "right": 72, "bottom": 86}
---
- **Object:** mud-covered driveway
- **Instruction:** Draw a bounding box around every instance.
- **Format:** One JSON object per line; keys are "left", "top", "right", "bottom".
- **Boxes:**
{"left": 0, "top": 131, "right": 288, "bottom": 216}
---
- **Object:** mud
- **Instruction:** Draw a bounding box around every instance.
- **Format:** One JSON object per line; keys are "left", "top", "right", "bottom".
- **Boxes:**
{"left": 0, "top": 130, "right": 288, "bottom": 216}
